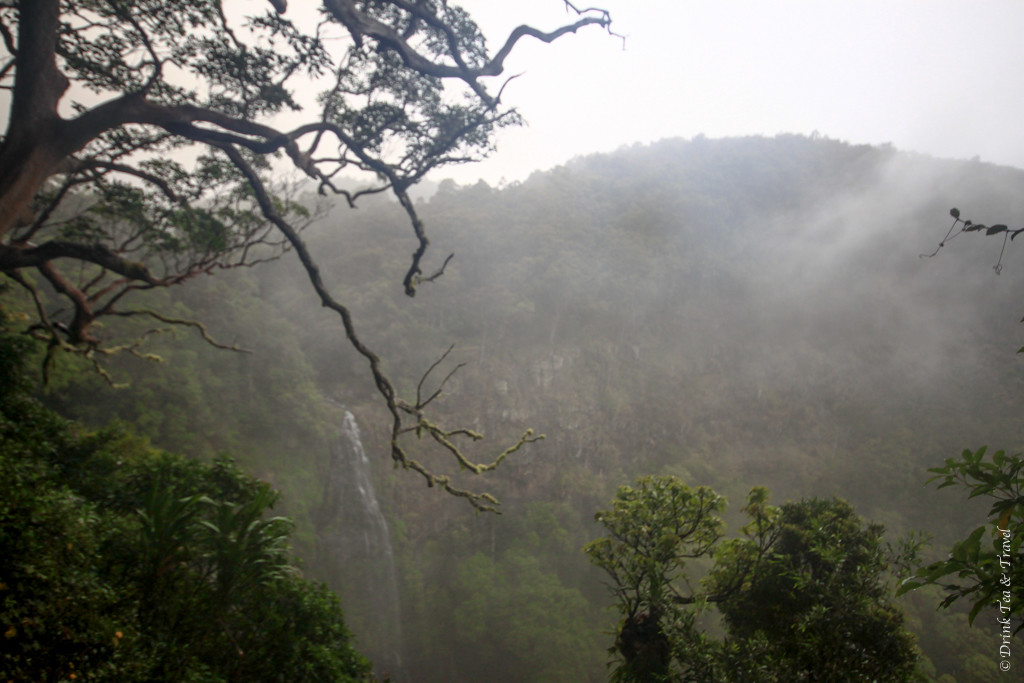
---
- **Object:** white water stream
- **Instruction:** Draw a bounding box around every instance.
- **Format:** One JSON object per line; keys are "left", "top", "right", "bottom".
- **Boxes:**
{"left": 323, "top": 409, "right": 406, "bottom": 681}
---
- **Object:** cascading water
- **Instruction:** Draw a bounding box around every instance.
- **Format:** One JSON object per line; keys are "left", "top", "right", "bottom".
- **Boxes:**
{"left": 318, "top": 408, "right": 406, "bottom": 681}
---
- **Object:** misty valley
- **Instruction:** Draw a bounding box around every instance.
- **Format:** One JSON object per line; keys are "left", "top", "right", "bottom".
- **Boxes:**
{"left": 5, "top": 135, "right": 1024, "bottom": 681}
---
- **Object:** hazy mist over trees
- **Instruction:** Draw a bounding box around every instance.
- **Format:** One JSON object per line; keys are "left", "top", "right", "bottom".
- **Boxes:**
{"left": 6, "top": 0, "right": 1024, "bottom": 681}
{"left": 7, "top": 133, "right": 1024, "bottom": 680}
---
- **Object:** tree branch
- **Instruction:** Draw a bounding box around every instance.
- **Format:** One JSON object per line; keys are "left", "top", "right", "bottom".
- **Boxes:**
{"left": 218, "top": 143, "right": 537, "bottom": 511}
{"left": 323, "top": 0, "right": 612, "bottom": 84}
{"left": 65, "top": 157, "right": 181, "bottom": 202}
{"left": 923, "top": 207, "right": 1024, "bottom": 274}
{"left": 0, "top": 240, "right": 156, "bottom": 283}
{"left": 106, "top": 308, "right": 250, "bottom": 353}
{"left": 0, "top": 0, "right": 612, "bottom": 509}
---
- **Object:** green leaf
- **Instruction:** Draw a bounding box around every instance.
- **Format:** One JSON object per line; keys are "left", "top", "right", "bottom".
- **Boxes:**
{"left": 954, "top": 526, "right": 986, "bottom": 563}
{"left": 968, "top": 591, "right": 992, "bottom": 625}
{"left": 895, "top": 578, "right": 924, "bottom": 596}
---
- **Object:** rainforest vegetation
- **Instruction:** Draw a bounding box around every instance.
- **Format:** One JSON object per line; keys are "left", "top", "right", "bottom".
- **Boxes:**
{"left": 5, "top": 132, "right": 1024, "bottom": 681}
{"left": 5, "top": 2, "right": 1023, "bottom": 682}
{"left": 0, "top": 322, "right": 373, "bottom": 681}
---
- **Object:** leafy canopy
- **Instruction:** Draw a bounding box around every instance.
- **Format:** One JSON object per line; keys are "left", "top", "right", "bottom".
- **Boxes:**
{"left": 586, "top": 476, "right": 921, "bottom": 683}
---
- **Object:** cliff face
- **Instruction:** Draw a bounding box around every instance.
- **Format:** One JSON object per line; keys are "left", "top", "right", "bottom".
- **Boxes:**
{"left": 318, "top": 135, "right": 1022, "bottom": 506}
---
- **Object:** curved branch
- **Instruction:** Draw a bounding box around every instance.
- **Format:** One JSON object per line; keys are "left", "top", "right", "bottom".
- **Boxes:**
{"left": 217, "top": 143, "right": 532, "bottom": 511}
{"left": 65, "top": 157, "right": 180, "bottom": 202}
{"left": 36, "top": 260, "right": 96, "bottom": 345}
{"left": 106, "top": 308, "right": 250, "bottom": 353}
{"left": 0, "top": 240, "right": 156, "bottom": 282}
{"left": 323, "top": 0, "right": 612, "bottom": 84}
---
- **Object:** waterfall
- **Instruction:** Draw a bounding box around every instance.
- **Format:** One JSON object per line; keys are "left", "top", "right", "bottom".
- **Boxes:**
{"left": 319, "top": 409, "right": 406, "bottom": 682}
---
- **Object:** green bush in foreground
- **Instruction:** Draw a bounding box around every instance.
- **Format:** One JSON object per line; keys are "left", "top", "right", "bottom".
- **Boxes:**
{"left": 0, "top": 320, "right": 372, "bottom": 682}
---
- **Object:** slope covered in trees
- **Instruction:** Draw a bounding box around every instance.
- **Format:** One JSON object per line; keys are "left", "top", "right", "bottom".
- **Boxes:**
{"left": 7, "top": 134, "right": 1024, "bottom": 681}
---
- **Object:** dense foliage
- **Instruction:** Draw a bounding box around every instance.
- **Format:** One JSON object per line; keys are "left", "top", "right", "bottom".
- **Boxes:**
{"left": 0, "top": 312, "right": 371, "bottom": 682}
{"left": 585, "top": 477, "right": 921, "bottom": 682}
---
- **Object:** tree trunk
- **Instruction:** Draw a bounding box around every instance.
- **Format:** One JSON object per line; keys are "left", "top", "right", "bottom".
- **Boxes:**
{"left": 0, "top": 0, "right": 69, "bottom": 238}
{"left": 0, "top": 133, "right": 65, "bottom": 237}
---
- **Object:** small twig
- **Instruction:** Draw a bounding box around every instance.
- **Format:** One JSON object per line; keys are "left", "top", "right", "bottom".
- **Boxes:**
{"left": 919, "top": 216, "right": 963, "bottom": 259}
{"left": 415, "top": 343, "right": 458, "bottom": 408}
{"left": 107, "top": 308, "right": 251, "bottom": 352}
{"left": 414, "top": 252, "right": 454, "bottom": 289}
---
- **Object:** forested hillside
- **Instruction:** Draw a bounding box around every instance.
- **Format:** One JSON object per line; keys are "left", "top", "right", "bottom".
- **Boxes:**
{"left": 10, "top": 135, "right": 1024, "bottom": 681}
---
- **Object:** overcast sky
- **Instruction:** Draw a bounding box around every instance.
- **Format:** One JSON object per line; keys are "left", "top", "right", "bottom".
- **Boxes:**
{"left": 437, "top": 0, "right": 1024, "bottom": 185}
